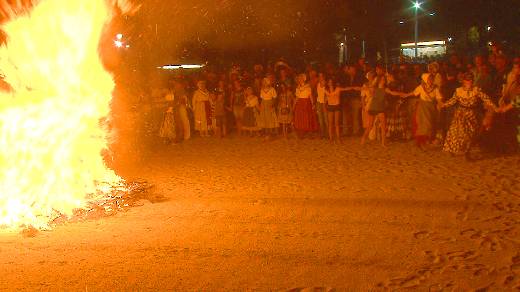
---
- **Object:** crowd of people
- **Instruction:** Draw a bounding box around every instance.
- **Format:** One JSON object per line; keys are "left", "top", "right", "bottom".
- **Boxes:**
{"left": 149, "top": 50, "right": 520, "bottom": 157}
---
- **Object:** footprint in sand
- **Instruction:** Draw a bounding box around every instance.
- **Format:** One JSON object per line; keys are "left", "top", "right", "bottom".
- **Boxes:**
{"left": 286, "top": 287, "right": 335, "bottom": 292}
{"left": 455, "top": 208, "right": 469, "bottom": 221}
{"left": 447, "top": 250, "right": 478, "bottom": 261}
{"left": 478, "top": 236, "right": 502, "bottom": 252}
{"left": 511, "top": 254, "right": 520, "bottom": 274}
{"left": 423, "top": 250, "right": 444, "bottom": 265}
{"left": 413, "top": 231, "right": 430, "bottom": 240}
{"left": 503, "top": 274, "right": 516, "bottom": 286}
{"left": 462, "top": 228, "right": 490, "bottom": 243}
{"left": 386, "top": 274, "right": 423, "bottom": 289}
{"left": 472, "top": 267, "right": 490, "bottom": 277}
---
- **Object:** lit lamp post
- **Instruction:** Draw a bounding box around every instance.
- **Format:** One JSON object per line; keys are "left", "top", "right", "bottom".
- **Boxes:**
{"left": 343, "top": 27, "right": 348, "bottom": 64}
{"left": 413, "top": 1, "right": 421, "bottom": 59}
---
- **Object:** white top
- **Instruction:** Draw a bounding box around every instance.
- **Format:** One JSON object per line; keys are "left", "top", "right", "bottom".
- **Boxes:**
{"left": 361, "top": 84, "right": 373, "bottom": 108}
{"left": 193, "top": 89, "right": 210, "bottom": 103}
{"left": 317, "top": 84, "right": 326, "bottom": 103}
{"left": 413, "top": 85, "right": 443, "bottom": 102}
{"left": 326, "top": 89, "right": 341, "bottom": 106}
{"left": 295, "top": 84, "right": 312, "bottom": 99}
{"left": 164, "top": 92, "right": 174, "bottom": 101}
{"left": 260, "top": 87, "right": 277, "bottom": 100}
{"left": 246, "top": 95, "right": 259, "bottom": 107}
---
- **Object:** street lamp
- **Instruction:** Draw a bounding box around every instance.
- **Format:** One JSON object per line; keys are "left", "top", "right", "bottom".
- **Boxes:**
{"left": 413, "top": 1, "right": 421, "bottom": 59}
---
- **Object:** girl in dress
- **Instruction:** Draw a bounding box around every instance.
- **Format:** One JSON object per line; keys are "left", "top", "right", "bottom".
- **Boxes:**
{"left": 277, "top": 84, "right": 293, "bottom": 139}
{"left": 439, "top": 73, "right": 501, "bottom": 155}
{"left": 364, "top": 71, "right": 388, "bottom": 146}
{"left": 293, "top": 74, "right": 318, "bottom": 138}
{"left": 192, "top": 80, "right": 211, "bottom": 137}
{"left": 242, "top": 86, "right": 260, "bottom": 136}
{"left": 258, "top": 77, "right": 278, "bottom": 140}
{"left": 349, "top": 71, "right": 389, "bottom": 146}
{"left": 158, "top": 86, "right": 176, "bottom": 144}
{"left": 386, "top": 72, "right": 408, "bottom": 141}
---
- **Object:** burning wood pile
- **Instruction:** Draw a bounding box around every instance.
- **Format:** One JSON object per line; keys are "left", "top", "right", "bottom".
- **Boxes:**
{"left": 0, "top": 0, "right": 142, "bottom": 232}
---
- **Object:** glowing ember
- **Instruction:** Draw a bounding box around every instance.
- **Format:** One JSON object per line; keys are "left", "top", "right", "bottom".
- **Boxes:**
{"left": 0, "top": 0, "right": 125, "bottom": 229}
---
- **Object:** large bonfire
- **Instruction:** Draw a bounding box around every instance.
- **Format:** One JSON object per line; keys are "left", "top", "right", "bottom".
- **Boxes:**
{"left": 0, "top": 0, "right": 135, "bottom": 229}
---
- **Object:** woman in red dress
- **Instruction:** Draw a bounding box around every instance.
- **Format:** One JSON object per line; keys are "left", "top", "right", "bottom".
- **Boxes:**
{"left": 293, "top": 74, "right": 318, "bottom": 138}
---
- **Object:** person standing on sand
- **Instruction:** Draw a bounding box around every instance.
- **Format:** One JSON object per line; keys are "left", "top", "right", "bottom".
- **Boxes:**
{"left": 277, "top": 83, "right": 293, "bottom": 139}
{"left": 395, "top": 73, "right": 444, "bottom": 150}
{"left": 342, "top": 65, "right": 364, "bottom": 136}
{"left": 242, "top": 86, "right": 260, "bottom": 137}
{"left": 316, "top": 73, "right": 328, "bottom": 139}
{"left": 173, "top": 79, "right": 191, "bottom": 141}
{"left": 324, "top": 78, "right": 345, "bottom": 143}
{"left": 258, "top": 77, "right": 278, "bottom": 140}
{"left": 213, "top": 91, "right": 226, "bottom": 138}
{"left": 230, "top": 80, "right": 245, "bottom": 136}
{"left": 386, "top": 72, "right": 408, "bottom": 141}
{"left": 348, "top": 70, "right": 390, "bottom": 147}
{"left": 293, "top": 73, "right": 318, "bottom": 138}
{"left": 192, "top": 80, "right": 211, "bottom": 137}
{"left": 158, "top": 85, "right": 176, "bottom": 144}
{"left": 439, "top": 73, "right": 501, "bottom": 156}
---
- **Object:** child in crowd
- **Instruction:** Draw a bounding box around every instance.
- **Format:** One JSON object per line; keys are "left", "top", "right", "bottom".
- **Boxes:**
{"left": 277, "top": 83, "right": 293, "bottom": 139}
{"left": 158, "top": 86, "right": 176, "bottom": 144}
{"left": 213, "top": 91, "right": 226, "bottom": 138}
{"left": 242, "top": 86, "right": 260, "bottom": 136}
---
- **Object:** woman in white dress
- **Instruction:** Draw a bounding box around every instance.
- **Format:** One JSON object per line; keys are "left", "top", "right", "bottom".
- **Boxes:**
{"left": 192, "top": 80, "right": 211, "bottom": 137}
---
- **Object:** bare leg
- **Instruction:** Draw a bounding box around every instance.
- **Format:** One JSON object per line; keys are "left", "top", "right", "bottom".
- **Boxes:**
{"left": 361, "top": 114, "right": 375, "bottom": 145}
{"left": 236, "top": 120, "right": 242, "bottom": 136}
{"left": 379, "top": 113, "right": 387, "bottom": 147}
{"left": 335, "top": 111, "right": 341, "bottom": 142}
{"left": 327, "top": 111, "right": 334, "bottom": 142}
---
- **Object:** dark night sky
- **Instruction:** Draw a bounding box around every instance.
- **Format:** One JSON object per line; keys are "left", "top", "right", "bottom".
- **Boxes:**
{"left": 1, "top": 0, "right": 518, "bottom": 64}
{"left": 121, "top": 0, "right": 518, "bottom": 64}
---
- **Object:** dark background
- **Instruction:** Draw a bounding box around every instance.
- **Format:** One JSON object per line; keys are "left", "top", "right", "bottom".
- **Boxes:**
{"left": 117, "top": 0, "right": 519, "bottom": 67}
{"left": 1, "top": 0, "right": 519, "bottom": 67}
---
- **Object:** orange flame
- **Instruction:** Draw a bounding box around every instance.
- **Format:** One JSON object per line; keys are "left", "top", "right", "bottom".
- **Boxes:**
{"left": 0, "top": 0, "right": 126, "bottom": 229}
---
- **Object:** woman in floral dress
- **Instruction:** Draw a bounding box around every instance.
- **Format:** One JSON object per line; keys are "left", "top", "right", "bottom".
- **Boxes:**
{"left": 386, "top": 73, "right": 408, "bottom": 141}
{"left": 440, "top": 73, "right": 499, "bottom": 155}
{"left": 158, "top": 88, "right": 176, "bottom": 144}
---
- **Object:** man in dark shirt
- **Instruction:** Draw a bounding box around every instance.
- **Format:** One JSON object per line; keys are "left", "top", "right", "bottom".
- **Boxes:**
{"left": 439, "top": 68, "right": 460, "bottom": 138}
{"left": 340, "top": 65, "right": 365, "bottom": 136}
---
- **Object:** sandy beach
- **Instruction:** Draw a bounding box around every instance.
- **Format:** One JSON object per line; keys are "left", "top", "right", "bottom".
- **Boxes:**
{"left": 1, "top": 136, "right": 519, "bottom": 291}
